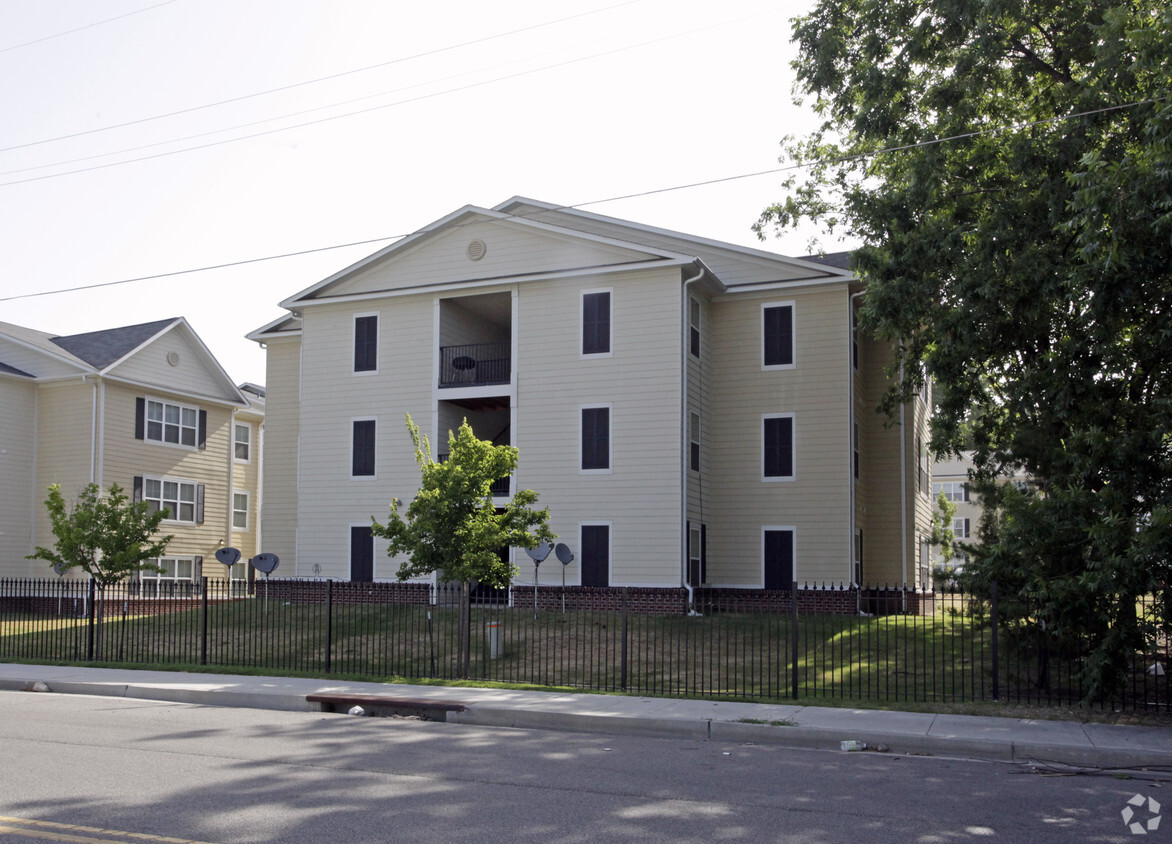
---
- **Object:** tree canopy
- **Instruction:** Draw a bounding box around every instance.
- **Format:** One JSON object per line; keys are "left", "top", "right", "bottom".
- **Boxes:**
{"left": 28, "top": 483, "right": 173, "bottom": 587}
{"left": 372, "top": 417, "right": 555, "bottom": 587}
{"left": 760, "top": 1, "right": 1172, "bottom": 698}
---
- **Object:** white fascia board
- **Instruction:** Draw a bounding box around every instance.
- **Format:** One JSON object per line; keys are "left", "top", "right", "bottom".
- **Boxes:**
{"left": 496, "top": 196, "right": 856, "bottom": 279}
{"left": 289, "top": 257, "right": 696, "bottom": 309}
{"left": 721, "top": 275, "right": 854, "bottom": 296}
{"left": 247, "top": 314, "right": 302, "bottom": 343}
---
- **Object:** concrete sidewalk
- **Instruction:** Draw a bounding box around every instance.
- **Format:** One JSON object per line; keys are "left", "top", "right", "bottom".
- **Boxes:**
{"left": 3, "top": 662, "right": 1171, "bottom": 770}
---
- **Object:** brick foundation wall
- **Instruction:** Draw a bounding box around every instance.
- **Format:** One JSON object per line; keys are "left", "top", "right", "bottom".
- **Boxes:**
{"left": 262, "top": 579, "right": 432, "bottom": 606}
{"left": 511, "top": 586, "right": 688, "bottom": 615}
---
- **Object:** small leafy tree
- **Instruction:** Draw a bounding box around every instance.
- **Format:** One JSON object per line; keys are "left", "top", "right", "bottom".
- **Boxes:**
{"left": 28, "top": 483, "right": 173, "bottom": 586}
{"left": 929, "top": 491, "right": 958, "bottom": 591}
{"left": 372, "top": 416, "right": 555, "bottom": 674}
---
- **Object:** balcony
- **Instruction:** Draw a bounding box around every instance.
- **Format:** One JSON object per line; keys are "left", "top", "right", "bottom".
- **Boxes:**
{"left": 439, "top": 342, "right": 511, "bottom": 388}
{"left": 437, "top": 452, "right": 511, "bottom": 498}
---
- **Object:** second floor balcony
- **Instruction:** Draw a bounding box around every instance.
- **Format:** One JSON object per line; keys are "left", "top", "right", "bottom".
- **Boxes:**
{"left": 439, "top": 342, "right": 511, "bottom": 388}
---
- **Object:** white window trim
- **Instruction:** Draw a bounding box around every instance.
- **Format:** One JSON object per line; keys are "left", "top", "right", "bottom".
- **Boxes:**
{"left": 143, "top": 474, "right": 199, "bottom": 525}
{"left": 762, "top": 412, "right": 796, "bottom": 482}
{"left": 351, "top": 416, "right": 378, "bottom": 480}
{"left": 762, "top": 526, "right": 797, "bottom": 588}
{"left": 580, "top": 288, "right": 613, "bottom": 359}
{"left": 141, "top": 555, "right": 197, "bottom": 583}
{"left": 761, "top": 301, "right": 797, "bottom": 371}
{"left": 232, "top": 490, "right": 250, "bottom": 531}
{"left": 579, "top": 403, "right": 613, "bottom": 475}
{"left": 233, "top": 421, "right": 252, "bottom": 464}
{"left": 144, "top": 396, "right": 200, "bottom": 450}
{"left": 353, "top": 312, "right": 380, "bottom": 376}
{"left": 579, "top": 521, "right": 612, "bottom": 587}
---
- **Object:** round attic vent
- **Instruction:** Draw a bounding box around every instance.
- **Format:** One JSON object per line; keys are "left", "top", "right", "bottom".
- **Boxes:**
{"left": 466, "top": 239, "right": 487, "bottom": 261}
{"left": 166, "top": 351, "right": 180, "bottom": 367}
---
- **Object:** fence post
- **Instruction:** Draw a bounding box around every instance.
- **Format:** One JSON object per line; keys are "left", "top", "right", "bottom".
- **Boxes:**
{"left": 991, "top": 580, "right": 1000, "bottom": 702}
{"left": 200, "top": 577, "right": 208, "bottom": 666}
{"left": 86, "top": 579, "right": 96, "bottom": 662}
{"left": 621, "top": 587, "right": 628, "bottom": 691}
{"left": 325, "top": 579, "right": 333, "bottom": 675}
{"left": 791, "top": 578, "right": 799, "bottom": 700}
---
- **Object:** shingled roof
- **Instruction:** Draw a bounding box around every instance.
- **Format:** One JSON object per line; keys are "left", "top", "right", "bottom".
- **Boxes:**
{"left": 50, "top": 318, "right": 179, "bottom": 370}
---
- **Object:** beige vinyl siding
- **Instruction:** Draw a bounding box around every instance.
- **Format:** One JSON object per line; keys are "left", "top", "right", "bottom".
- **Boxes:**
{"left": 324, "top": 220, "right": 654, "bottom": 299}
{"left": 514, "top": 267, "right": 683, "bottom": 587}
{"left": 230, "top": 411, "right": 263, "bottom": 560}
{"left": 0, "top": 378, "right": 36, "bottom": 575}
{"left": 295, "top": 298, "right": 436, "bottom": 579}
{"left": 706, "top": 285, "right": 852, "bottom": 586}
{"left": 260, "top": 338, "right": 300, "bottom": 572}
{"left": 100, "top": 382, "right": 236, "bottom": 574}
{"left": 33, "top": 381, "right": 99, "bottom": 557}
{"left": 107, "top": 332, "right": 236, "bottom": 401}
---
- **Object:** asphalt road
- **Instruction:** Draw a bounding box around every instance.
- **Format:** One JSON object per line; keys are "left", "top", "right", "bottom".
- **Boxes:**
{"left": 0, "top": 691, "right": 1162, "bottom": 843}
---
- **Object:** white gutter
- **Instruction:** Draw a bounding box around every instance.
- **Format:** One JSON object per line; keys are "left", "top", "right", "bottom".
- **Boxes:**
{"left": 680, "top": 261, "right": 706, "bottom": 614}
{"left": 83, "top": 375, "right": 97, "bottom": 484}
{"left": 900, "top": 359, "right": 908, "bottom": 612}
{"left": 96, "top": 378, "right": 106, "bottom": 489}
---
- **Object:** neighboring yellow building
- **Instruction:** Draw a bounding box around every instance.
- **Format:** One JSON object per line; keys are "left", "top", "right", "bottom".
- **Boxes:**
{"left": 0, "top": 317, "right": 263, "bottom": 589}
{"left": 249, "top": 199, "right": 933, "bottom": 604}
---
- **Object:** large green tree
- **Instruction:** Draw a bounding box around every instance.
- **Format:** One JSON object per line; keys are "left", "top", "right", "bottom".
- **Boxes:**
{"left": 372, "top": 417, "right": 554, "bottom": 674}
{"left": 760, "top": 1, "right": 1172, "bottom": 699}
{"left": 28, "top": 483, "right": 173, "bottom": 587}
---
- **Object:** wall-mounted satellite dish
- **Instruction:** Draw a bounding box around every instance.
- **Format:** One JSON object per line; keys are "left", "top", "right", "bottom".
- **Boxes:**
{"left": 525, "top": 543, "right": 553, "bottom": 565}
{"left": 52, "top": 562, "right": 67, "bottom": 577}
{"left": 555, "top": 543, "right": 574, "bottom": 565}
{"left": 251, "top": 553, "right": 280, "bottom": 574}
{"left": 215, "top": 547, "right": 242, "bottom": 567}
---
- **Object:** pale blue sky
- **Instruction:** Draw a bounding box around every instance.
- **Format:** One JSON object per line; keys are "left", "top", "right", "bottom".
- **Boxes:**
{"left": 0, "top": 0, "right": 843, "bottom": 385}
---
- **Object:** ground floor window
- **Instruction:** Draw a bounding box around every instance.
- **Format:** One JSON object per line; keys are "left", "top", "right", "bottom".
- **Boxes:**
{"left": 139, "top": 556, "right": 201, "bottom": 595}
{"left": 580, "top": 524, "right": 610, "bottom": 587}
{"left": 763, "top": 528, "right": 795, "bottom": 590}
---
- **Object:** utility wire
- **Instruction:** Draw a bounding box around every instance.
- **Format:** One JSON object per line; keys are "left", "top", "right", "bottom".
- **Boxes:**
{"left": 0, "top": 0, "right": 182, "bottom": 54}
{"left": 0, "top": 96, "right": 1157, "bottom": 304}
{"left": 0, "top": 0, "right": 639, "bottom": 154}
{"left": 0, "top": 7, "right": 777, "bottom": 186}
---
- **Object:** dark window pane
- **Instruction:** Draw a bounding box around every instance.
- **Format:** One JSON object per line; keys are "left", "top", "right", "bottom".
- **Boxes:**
{"left": 764, "top": 305, "right": 794, "bottom": 366}
{"left": 581, "top": 407, "right": 610, "bottom": 470}
{"left": 764, "top": 529, "right": 794, "bottom": 590}
{"left": 764, "top": 416, "right": 793, "bottom": 477}
{"left": 352, "top": 420, "right": 376, "bottom": 476}
{"left": 582, "top": 292, "right": 611, "bottom": 355}
{"left": 354, "top": 316, "right": 378, "bottom": 372}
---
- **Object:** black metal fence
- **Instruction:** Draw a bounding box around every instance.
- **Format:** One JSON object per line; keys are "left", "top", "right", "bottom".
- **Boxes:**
{"left": 2, "top": 577, "right": 1169, "bottom": 711}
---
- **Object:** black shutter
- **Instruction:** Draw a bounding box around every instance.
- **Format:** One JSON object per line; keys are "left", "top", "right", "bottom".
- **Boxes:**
{"left": 700, "top": 523, "right": 707, "bottom": 585}
{"left": 963, "top": 484, "right": 970, "bottom": 502}
{"left": 350, "top": 526, "right": 374, "bottom": 582}
{"left": 192, "top": 555, "right": 203, "bottom": 582}
{"left": 354, "top": 315, "right": 378, "bottom": 372}
{"left": 197, "top": 410, "right": 207, "bottom": 451}
{"left": 764, "top": 417, "right": 794, "bottom": 477}
{"left": 133, "top": 476, "right": 143, "bottom": 503}
{"left": 195, "top": 484, "right": 205, "bottom": 524}
{"left": 135, "top": 398, "right": 145, "bottom": 440}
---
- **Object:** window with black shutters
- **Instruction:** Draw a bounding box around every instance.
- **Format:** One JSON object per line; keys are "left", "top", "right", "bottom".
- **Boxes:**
{"left": 352, "top": 419, "right": 376, "bottom": 476}
{"left": 581, "top": 290, "right": 611, "bottom": 355}
{"left": 581, "top": 406, "right": 610, "bottom": 471}
{"left": 763, "top": 414, "right": 794, "bottom": 479}
{"left": 763, "top": 303, "right": 794, "bottom": 368}
{"left": 354, "top": 315, "right": 378, "bottom": 372}
{"left": 763, "top": 528, "right": 794, "bottom": 590}
{"left": 689, "top": 296, "right": 701, "bottom": 358}
{"left": 580, "top": 524, "right": 610, "bottom": 587}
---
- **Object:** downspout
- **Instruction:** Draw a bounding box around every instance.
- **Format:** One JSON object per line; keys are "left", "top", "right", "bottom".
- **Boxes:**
{"left": 82, "top": 375, "right": 97, "bottom": 484}
{"left": 96, "top": 378, "right": 105, "bottom": 489}
{"left": 228, "top": 410, "right": 236, "bottom": 572}
{"left": 681, "top": 261, "right": 705, "bottom": 614}
{"left": 848, "top": 290, "right": 865, "bottom": 614}
{"left": 900, "top": 359, "right": 908, "bottom": 613}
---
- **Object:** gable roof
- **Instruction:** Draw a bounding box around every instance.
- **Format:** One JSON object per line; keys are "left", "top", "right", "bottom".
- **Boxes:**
{"left": 51, "top": 317, "right": 180, "bottom": 369}
{"left": 0, "top": 361, "right": 34, "bottom": 378}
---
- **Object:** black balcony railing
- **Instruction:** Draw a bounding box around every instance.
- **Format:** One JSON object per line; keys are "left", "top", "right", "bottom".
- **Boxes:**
{"left": 439, "top": 342, "right": 510, "bottom": 387}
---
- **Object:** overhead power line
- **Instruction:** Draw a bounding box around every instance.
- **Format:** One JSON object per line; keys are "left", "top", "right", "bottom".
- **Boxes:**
{"left": 0, "top": 96, "right": 1157, "bottom": 305}
{"left": 0, "top": 0, "right": 182, "bottom": 54}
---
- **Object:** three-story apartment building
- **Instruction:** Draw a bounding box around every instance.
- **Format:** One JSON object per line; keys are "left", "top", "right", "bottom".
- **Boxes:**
{"left": 0, "top": 317, "right": 264, "bottom": 589}
{"left": 249, "top": 199, "right": 933, "bottom": 606}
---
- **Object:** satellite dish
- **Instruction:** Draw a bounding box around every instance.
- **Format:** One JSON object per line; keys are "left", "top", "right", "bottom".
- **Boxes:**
{"left": 52, "top": 562, "right": 67, "bottom": 577}
{"left": 524, "top": 543, "right": 552, "bottom": 563}
{"left": 215, "top": 547, "right": 242, "bottom": 567}
{"left": 554, "top": 543, "right": 574, "bottom": 565}
{"left": 251, "top": 553, "right": 280, "bottom": 574}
